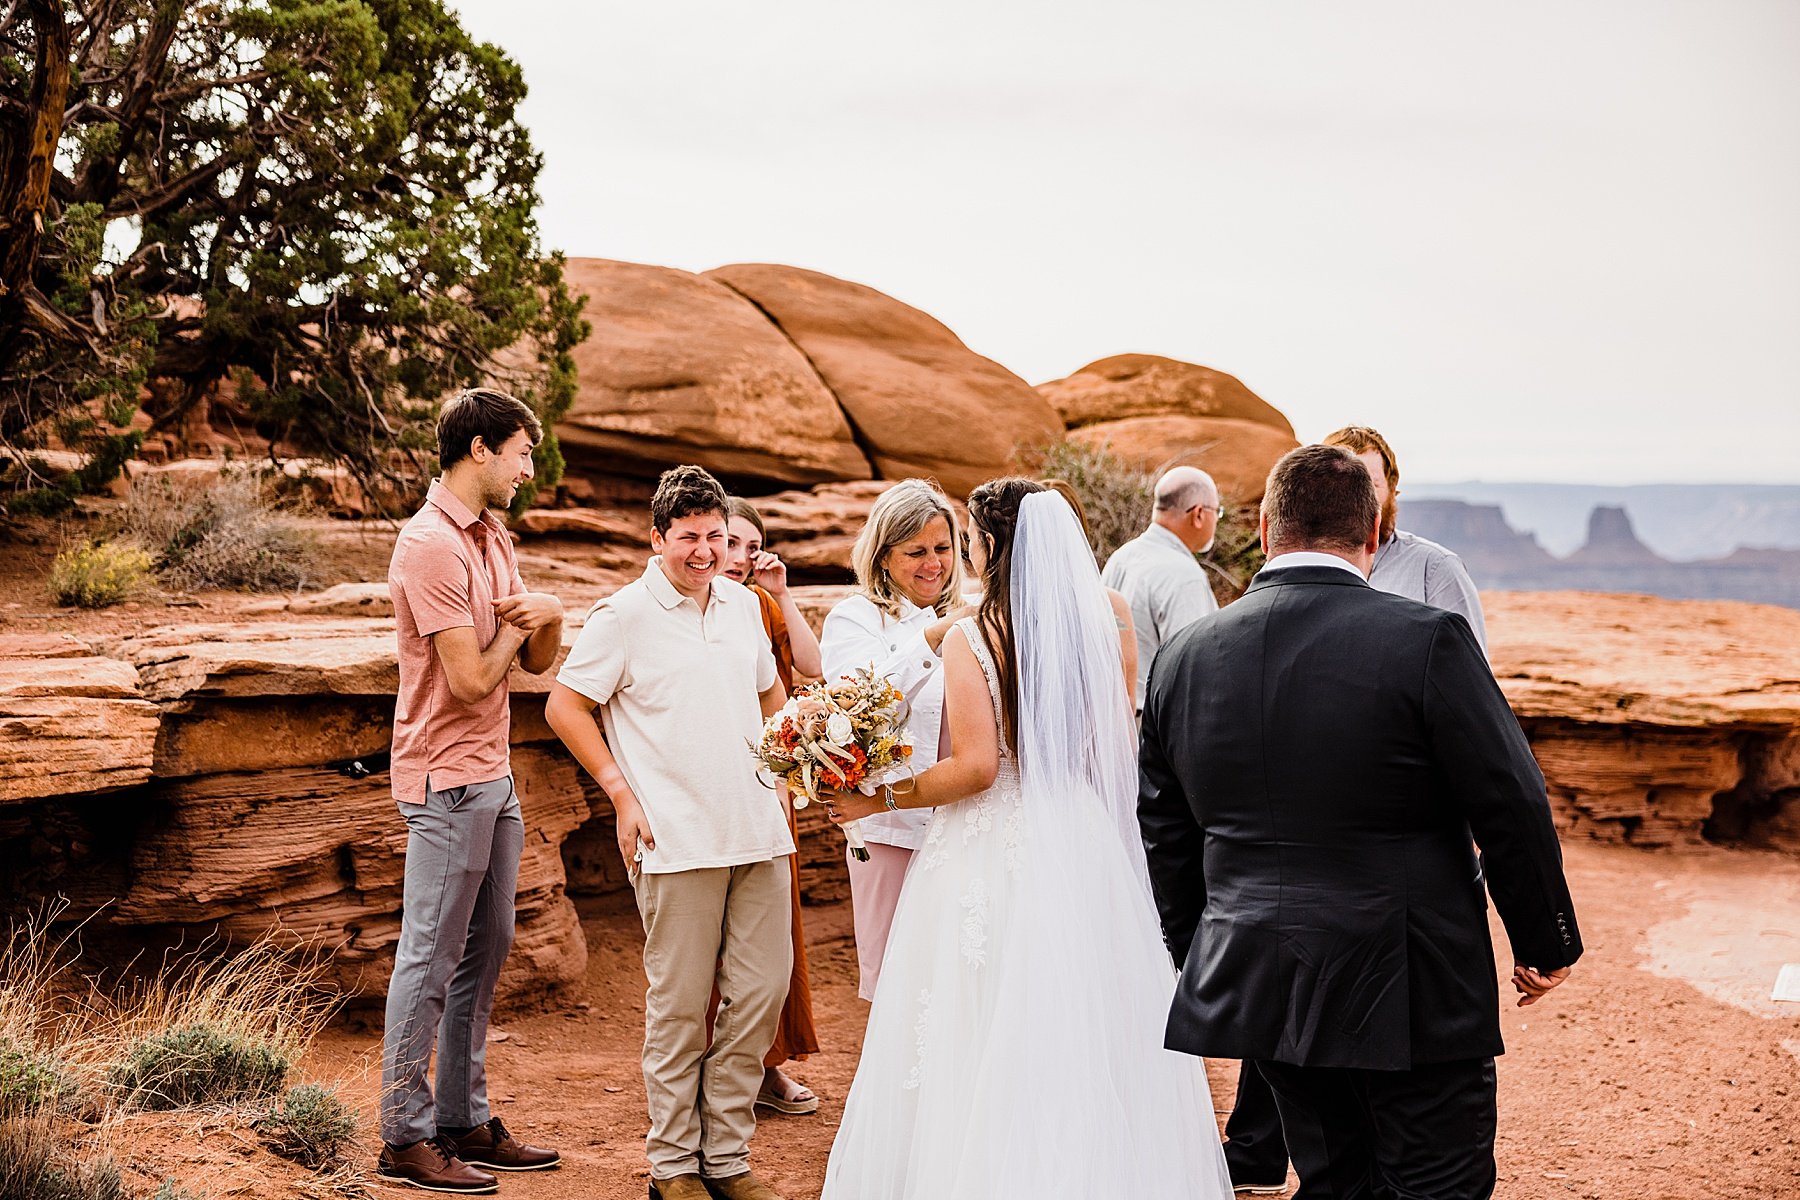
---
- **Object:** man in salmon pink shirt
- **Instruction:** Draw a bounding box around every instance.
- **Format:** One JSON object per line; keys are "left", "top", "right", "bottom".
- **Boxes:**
{"left": 378, "top": 388, "right": 565, "bottom": 1194}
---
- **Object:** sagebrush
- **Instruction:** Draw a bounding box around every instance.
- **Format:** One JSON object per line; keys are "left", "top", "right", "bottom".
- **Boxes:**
{"left": 259, "top": 1083, "right": 358, "bottom": 1169}
{"left": 120, "top": 470, "right": 314, "bottom": 593}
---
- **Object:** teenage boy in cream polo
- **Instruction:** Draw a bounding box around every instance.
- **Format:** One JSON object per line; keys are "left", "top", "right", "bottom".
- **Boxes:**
{"left": 546, "top": 465, "right": 794, "bottom": 1200}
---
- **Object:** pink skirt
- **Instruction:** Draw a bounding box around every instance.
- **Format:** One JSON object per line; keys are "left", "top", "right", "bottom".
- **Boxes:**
{"left": 847, "top": 842, "right": 914, "bottom": 1001}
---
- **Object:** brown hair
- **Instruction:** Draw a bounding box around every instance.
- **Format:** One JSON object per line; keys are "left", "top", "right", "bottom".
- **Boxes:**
{"left": 1321, "top": 425, "right": 1398, "bottom": 542}
{"left": 851, "top": 479, "right": 963, "bottom": 619}
{"left": 727, "top": 496, "right": 767, "bottom": 540}
{"left": 1261, "top": 445, "right": 1379, "bottom": 556}
{"left": 966, "top": 476, "right": 1045, "bottom": 754}
{"left": 437, "top": 387, "right": 542, "bottom": 470}
{"left": 651, "top": 465, "right": 728, "bottom": 534}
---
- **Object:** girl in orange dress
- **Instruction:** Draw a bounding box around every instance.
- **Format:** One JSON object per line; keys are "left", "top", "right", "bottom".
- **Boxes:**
{"left": 721, "top": 497, "right": 824, "bottom": 1115}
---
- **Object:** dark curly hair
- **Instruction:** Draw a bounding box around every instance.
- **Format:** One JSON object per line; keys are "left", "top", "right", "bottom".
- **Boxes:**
{"left": 651, "top": 465, "right": 729, "bottom": 534}
{"left": 966, "top": 476, "right": 1045, "bottom": 754}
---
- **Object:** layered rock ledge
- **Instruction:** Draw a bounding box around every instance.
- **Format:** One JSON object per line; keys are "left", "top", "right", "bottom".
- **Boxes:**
{"left": 1, "top": 588, "right": 1793, "bottom": 1007}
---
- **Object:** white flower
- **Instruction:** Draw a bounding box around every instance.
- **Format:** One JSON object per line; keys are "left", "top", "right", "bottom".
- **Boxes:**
{"left": 826, "top": 712, "right": 853, "bottom": 744}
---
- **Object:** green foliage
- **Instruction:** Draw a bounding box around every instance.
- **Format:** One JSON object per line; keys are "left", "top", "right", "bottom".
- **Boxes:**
{"left": 2, "top": 0, "right": 590, "bottom": 512}
{"left": 121, "top": 470, "right": 314, "bottom": 593}
{"left": 109, "top": 1022, "right": 290, "bottom": 1111}
{"left": 258, "top": 1083, "right": 357, "bottom": 1169}
{"left": 150, "top": 1183, "right": 202, "bottom": 1200}
{"left": 0, "top": 1041, "right": 69, "bottom": 1114}
{"left": 47, "top": 542, "right": 153, "bottom": 608}
{"left": 1032, "top": 439, "right": 1155, "bottom": 565}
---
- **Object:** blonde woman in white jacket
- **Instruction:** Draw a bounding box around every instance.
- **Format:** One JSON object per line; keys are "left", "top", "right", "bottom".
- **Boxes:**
{"left": 819, "top": 479, "right": 968, "bottom": 1001}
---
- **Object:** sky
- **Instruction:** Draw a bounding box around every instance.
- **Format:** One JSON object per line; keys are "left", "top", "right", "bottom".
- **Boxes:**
{"left": 447, "top": 0, "right": 1800, "bottom": 485}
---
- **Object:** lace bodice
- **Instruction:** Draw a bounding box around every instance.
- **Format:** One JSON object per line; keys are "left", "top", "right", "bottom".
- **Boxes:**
{"left": 913, "top": 619, "right": 1023, "bottom": 877}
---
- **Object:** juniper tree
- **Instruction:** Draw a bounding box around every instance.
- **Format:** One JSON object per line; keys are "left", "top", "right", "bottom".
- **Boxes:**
{"left": 0, "top": 0, "right": 586, "bottom": 510}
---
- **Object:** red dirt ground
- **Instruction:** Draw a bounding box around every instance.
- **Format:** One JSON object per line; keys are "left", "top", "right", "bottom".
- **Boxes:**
{"left": 296, "top": 838, "right": 1800, "bottom": 1200}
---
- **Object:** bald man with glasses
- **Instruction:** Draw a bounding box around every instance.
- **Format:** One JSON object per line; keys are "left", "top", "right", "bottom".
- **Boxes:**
{"left": 1102, "top": 465, "right": 1223, "bottom": 713}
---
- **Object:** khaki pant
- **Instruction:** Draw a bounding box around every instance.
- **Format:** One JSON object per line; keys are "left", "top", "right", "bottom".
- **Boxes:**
{"left": 633, "top": 858, "right": 792, "bottom": 1180}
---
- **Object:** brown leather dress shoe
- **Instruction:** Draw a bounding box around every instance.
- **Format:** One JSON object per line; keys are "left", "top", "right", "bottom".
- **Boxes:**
{"left": 648, "top": 1175, "right": 711, "bottom": 1200}
{"left": 703, "top": 1170, "right": 786, "bottom": 1200}
{"left": 445, "top": 1116, "right": 561, "bottom": 1171}
{"left": 376, "top": 1137, "right": 499, "bottom": 1194}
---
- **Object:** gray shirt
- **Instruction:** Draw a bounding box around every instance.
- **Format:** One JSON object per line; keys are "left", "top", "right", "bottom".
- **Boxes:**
{"left": 1369, "top": 529, "right": 1488, "bottom": 653}
{"left": 1101, "top": 523, "right": 1218, "bottom": 710}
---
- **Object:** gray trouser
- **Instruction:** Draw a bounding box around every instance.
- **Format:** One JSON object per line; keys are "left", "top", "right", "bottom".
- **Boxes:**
{"left": 380, "top": 775, "right": 524, "bottom": 1146}
{"left": 634, "top": 858, "right": 792, "bottom": 1180}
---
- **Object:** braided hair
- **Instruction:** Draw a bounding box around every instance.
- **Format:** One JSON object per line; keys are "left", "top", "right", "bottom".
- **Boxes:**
{"left": 965, "top": 476, "right": 1044, "bottom": 755}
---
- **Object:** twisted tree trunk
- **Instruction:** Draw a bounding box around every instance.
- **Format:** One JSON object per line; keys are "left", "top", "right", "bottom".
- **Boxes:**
{"left": 0, "top": 0, "right": 75, "bottom": 402}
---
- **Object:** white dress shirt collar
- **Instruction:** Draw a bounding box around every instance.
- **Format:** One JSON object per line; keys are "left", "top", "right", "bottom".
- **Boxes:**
{"left": 1259, "top": 551, "right": 1367, "bottom": 579}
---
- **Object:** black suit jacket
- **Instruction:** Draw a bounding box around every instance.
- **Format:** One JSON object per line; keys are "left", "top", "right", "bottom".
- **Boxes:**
{"left": 1138, "top": 564, "right": 1581, "bottom": 1070}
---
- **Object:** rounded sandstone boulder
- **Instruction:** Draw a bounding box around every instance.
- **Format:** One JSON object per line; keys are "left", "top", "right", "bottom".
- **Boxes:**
{"left": 1038, "top": 353, "right": 1294, "bottom": 437}
{"left": 1066, "top": 415, "right": 1299, "bottom": 504}
{"left": 706, "top": 264, "right": 1064, "bottom": 497}
{"left": 559, "top": 259, "right": 871, "bottom": 488}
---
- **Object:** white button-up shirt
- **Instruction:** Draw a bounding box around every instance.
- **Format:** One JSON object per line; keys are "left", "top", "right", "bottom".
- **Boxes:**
{"left": 1102, "top": 523, "right": 1219, "bottom": 711}
{"left": 819, "top": 592, "right": 943, "bottom": 850}
{"left": 556, "top": 558, "right": 793, "bottom": 874}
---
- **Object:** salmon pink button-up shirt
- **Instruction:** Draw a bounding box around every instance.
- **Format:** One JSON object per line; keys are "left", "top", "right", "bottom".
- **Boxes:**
{"left": 388, "top": 480, "right": 525, "bottom": 804}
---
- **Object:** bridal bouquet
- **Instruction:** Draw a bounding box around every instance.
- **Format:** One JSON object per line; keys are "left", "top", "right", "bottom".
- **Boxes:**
{"left": 750, "top": 667, "right": 914, "bottom": 862}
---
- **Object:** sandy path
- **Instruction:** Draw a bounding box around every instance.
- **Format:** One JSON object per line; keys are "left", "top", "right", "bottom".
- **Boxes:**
{"left": 308, "top": 839, "right": 1800, "bottom": 1199}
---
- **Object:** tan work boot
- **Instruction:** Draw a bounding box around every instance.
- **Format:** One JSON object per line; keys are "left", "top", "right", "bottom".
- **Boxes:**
{"left": 704, "top": 1171, "right": 786, "bottom": 1200}
{"left": 649, "top": 1174, "right": 711, "bottom": 1200}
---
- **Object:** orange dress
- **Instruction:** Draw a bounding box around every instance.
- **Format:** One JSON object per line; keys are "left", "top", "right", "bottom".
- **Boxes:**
{"left": 752, "top": 585, "right": 820, "bottom": 1065}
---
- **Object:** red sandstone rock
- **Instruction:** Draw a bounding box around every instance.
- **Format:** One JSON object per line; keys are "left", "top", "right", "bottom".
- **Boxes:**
{"left": 1067, "top": 415, "right": 1299, "bottom": 504}
{"left": 1488, "top": 591, "right": 1800, "bottom": 847}
{"left": 559, "top": 259, "right": 870, "bottom": 488}
{"left": 706, "top": 264, "right": 1064, "bottom": 496}
{"left": 1038, "top": 353, "right": 1295, "bottom": 436}
{"left": 0, "top": 656, "right": 159, "bottom": 803}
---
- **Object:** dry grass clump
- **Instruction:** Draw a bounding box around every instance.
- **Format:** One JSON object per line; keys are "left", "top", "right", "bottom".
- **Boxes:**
{"left": 120, "top": 468, "right": 315, "bottom": 592}
{"left": 0, "top": 1120, "right": 128, "bottom": 1200}
{"left": 46, "top": 542, "right": 153, "bottom": 608}
{"left": 0, "top": 908, "right": 361, "bottom": 1196}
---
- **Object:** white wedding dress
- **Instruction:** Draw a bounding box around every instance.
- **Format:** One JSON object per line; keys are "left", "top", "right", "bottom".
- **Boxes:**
{"left": 822, "top": 494, "right": 1232, "bottom": 1200}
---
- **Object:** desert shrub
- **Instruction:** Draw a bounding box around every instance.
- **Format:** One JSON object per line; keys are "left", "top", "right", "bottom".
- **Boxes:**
{"left": 104, "top": 936, "right": 335, "bottom": 1118}
{"left": 259, "top": 1083, "right": 357, "bottom": 1169}
{"left": 120, "top": 470, "right": 314, "bottom": 593}
{"left": 1031, "top": 440, "right": 1154, "bottom": 564}
{"left": 0, "top": 1119, "right": 126, "bottom": 1200}
{"left": 46, "top": 542, "right": 152, "bottom": 608}
{"left": 0, "top": 1042, "right": 71, "bottom": 1115}
{"left": 109, "top": 1023, "right": 289, "bottom": 1112}
{"left": 150, "top": 1181, "right": 202, "bottom": 1200}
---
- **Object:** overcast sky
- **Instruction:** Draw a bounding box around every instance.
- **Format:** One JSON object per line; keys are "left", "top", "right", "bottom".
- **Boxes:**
{"left": 448, "top": 0, "right": 1800, "bottom": 485}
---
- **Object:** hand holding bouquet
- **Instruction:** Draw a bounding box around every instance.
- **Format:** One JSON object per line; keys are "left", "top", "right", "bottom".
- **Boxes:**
{"left": 750, "top": 667, "right": 914, "bottom": 862}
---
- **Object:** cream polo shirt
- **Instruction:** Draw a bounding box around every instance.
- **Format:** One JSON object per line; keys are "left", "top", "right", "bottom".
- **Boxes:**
{"left": 557, "top": 558, "right": 794, "bottom": 874}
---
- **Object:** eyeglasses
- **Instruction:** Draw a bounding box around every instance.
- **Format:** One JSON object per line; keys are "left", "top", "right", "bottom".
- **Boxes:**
{"left": 1189, "top": 504, "right": 1221, "bottom": 517}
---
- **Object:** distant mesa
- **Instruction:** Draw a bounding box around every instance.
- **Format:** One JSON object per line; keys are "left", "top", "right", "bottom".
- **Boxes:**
{"left": 1562, "top": 506, "right": 1664, "bottom": 567}
{"left": 1400, "top": 498, "right": 1800, "bottom": 611}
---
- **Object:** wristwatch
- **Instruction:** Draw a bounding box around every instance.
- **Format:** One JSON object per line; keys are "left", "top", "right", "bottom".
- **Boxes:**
{"left": 882, "top": 784, "right": 899, "bottom": 812}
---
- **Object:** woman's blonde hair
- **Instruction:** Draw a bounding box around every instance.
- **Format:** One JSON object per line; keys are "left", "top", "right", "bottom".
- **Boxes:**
{"left": 852, "top": 479, "right": 963, "bottom": 618}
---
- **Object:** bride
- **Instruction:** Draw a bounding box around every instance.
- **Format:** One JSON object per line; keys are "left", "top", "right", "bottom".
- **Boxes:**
{"left": 819, "top": 478, "right": 1232, "bottom": 1199}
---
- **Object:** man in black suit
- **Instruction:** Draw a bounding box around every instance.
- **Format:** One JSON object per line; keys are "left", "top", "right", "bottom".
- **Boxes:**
{"left": 1138, "top": 444, "right": 1581, "bottom": 1200}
